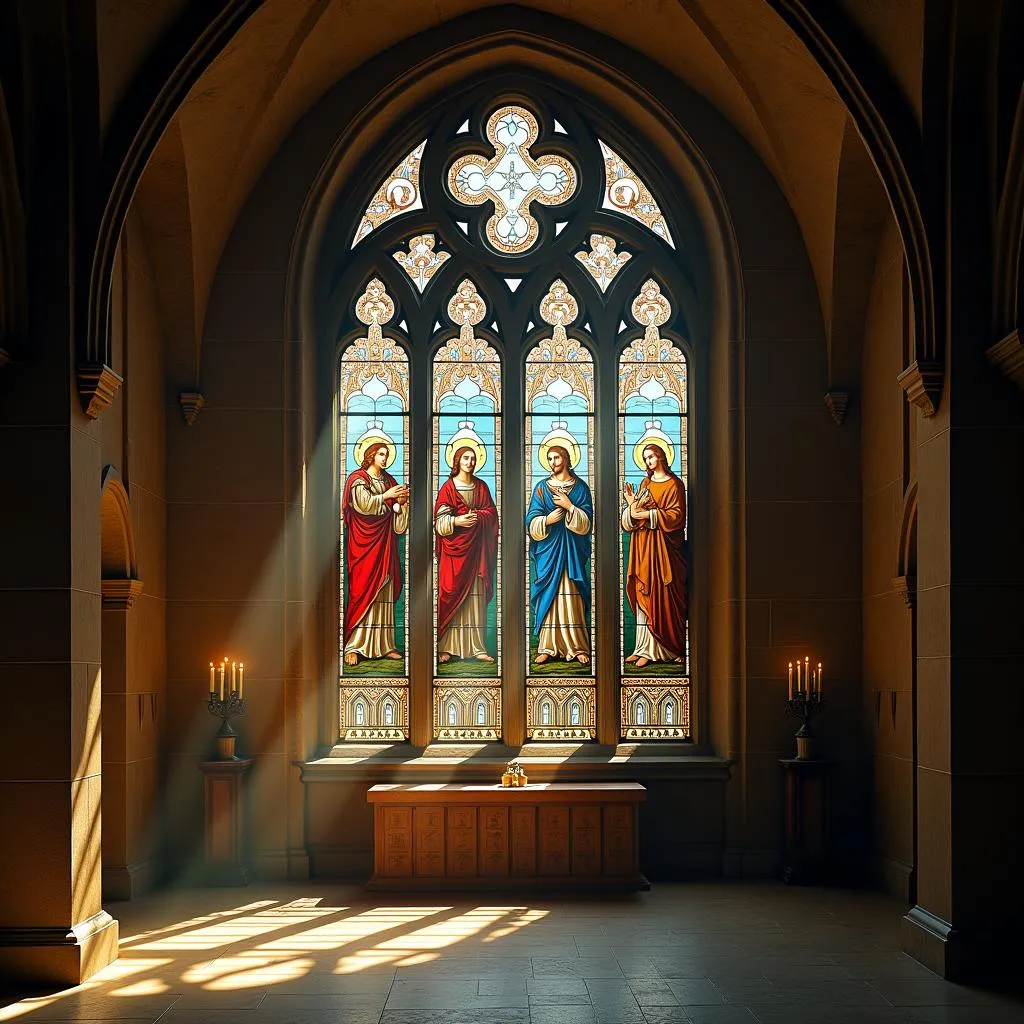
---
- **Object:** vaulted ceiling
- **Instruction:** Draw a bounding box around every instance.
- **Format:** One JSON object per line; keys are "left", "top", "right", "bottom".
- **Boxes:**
{"left": 102, "top": 0, "right": 922, "bottom": 362}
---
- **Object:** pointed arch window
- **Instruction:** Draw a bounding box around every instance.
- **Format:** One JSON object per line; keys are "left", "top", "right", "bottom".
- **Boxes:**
{"left": 335, "top": 92, "right": 693, "bottom": 746}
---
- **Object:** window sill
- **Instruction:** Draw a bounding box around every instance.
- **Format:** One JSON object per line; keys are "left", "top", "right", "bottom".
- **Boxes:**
{"left": 298, "top": 742, "right": 732, "bottom": 784}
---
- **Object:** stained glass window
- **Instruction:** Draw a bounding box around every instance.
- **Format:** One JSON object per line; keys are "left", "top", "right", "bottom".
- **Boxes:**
{"left": 525, "top": 280, "right": 596, "bottom": 740}
{"left": 619, "top": 279, "right": 690, "bottom": 740}
{"left": 600, "top": 140, "right": 674, "bottom": 247}
{"left": 432, "top": 279, "right": 502, "bottom": 740}
{"left": 447, "top": 106, "right": 577, "bottom": 253}
{"left": 575, "top": 233, "right": 632, "bottom": 292}
{"left": 393, "top": 233, "right": 450, "bottom": 292}
{"left": 338, "top": 279, "right": 410, "bottom": 740}
{"left": 337, "top": 94, "right": 695, "bottom": 747}
{"left": 352, "top": 141, "right": 426, "bottom": 247}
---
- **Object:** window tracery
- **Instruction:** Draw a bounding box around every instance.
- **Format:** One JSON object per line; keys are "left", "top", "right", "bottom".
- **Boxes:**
{"left": 336, "top": 92, "right": 692, "bottom": 746}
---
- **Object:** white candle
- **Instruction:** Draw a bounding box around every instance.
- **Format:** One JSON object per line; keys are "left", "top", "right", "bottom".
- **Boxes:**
{"left": 209, "top": 662, "right": 215, "bottom": 696}
{"left": 219, "top": 661, "right": 225, "bottom": 700}
{"left": 788, "top": 662, "right": 793, "bottom": 700}
{"left": 239, "top": 663, "right": 244, "bottom": 700}
{"left": 817, "top": 662, "right": 823, "bottom": 696}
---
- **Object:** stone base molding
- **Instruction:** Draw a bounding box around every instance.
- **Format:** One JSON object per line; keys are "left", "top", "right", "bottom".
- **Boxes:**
{"left": 102, "top": 858, "right": 159, "bottom": 901}
{"left": 902, "top": 904, "right": 1023, "bottom": 982}
{"left": 0, "top": 911, "right": 118, "bottom": 986}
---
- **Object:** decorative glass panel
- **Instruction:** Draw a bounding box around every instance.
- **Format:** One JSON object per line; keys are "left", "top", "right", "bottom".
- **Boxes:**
{"left": 599, "top": 140, "right": 674, "bottom": 247}
{"left": 575, "top": 233, "right": 632, "bottom": 292}
{"left": 351, "top": 141, "right": 426, "bottom": 247}
{"left": 525, "top": 280, "right": 596, "bottom": 740}
{"left": 393, "top": 233, "right": 450, "bottom": 293}
{"left": 619, "top": 279, "right": 690, "bottom": 740}
{"left": 447, "top": 106, "right": 577, "bottom": 253}
{"left": 432, "top": 279, "right": 502, "bottom": 740}
{"left": 338, "top": 279, "right": 410, "bottom": 740}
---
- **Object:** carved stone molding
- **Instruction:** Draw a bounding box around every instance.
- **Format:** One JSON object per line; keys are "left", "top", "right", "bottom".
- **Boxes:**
{"left": 986, "top": 329, "right": 1024, "bottom": 391}
{"left": 823, "top": 389, "right": 850, "bottom": 425}
{"left": 101, "top": 577, "right": 144, "bottom": 610}
{"left": 78, "top": 363, "right": 124, "bottom": 419}
{"left": 897, "top": 359, "right": 943, "bottom": 417}
{"left": 892, "top": 574, "right": 916, "bottom": 610}
{"left": 180, "top": 390, "right": 206, "bottom": 426}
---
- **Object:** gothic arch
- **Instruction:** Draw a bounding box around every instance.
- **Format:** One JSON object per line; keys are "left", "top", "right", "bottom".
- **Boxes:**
{"left": 100, "top": 468, "right": 137, "bottom": 580}
{"left": 282, "top": 54, "right": 739, "bottom": 748}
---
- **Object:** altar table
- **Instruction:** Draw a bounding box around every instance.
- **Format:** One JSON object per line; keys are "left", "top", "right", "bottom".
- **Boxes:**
{"left": 367, "top": 782, "right": 648, "bottom": 890}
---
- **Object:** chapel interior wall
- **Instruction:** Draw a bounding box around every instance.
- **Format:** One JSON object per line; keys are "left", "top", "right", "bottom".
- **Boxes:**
{"left": 859, "top": 216, "right": 915, "bottom": 900}
{"left": 100, "top": 209, "right": 168, "bottom": 898}
{"left": 151, "top": 41, "right": 871, "bottom": 882}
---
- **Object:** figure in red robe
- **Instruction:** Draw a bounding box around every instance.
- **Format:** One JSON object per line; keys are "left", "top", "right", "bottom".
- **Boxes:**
{"left": 434, "top": 445, "right": 499, "bottom": 663}
{"left": 342, "top": 442, "right": 409, "bottom": 666}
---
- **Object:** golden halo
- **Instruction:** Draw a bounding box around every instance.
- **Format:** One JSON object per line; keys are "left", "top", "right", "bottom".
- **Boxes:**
{"left": 633, "top": 437, "right": 675, "bottom": 472}
{"left": 353, "top": 432, "right": 397, "bottom": 469}
{"left": 445, "top": 435, "right": 487, "bottom": 472}
{"left": 538, "top": 432, "right": 582, "bottom": 472}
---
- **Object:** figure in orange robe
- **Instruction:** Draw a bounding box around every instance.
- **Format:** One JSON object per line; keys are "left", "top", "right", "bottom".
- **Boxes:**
{"left": 621, "top": 442, "right": 687, "bottom": 668}
{"left": 434, "top": 446, "right": 499, "bottom": 663}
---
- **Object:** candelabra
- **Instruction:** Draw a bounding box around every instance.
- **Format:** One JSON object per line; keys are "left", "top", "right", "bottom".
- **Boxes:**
{"left": 785, "top": 658, "right": 825, "bottom": 759}
{"left": 207, "top": 690, "right": 247, "bottom": 760}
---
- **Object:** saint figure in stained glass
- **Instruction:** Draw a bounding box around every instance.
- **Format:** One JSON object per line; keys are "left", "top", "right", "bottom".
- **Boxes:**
{"left": 527, "top": 442, "right": 593, "bottom": 664}
{"left": 342, "top": 440, "right": 409, "bottom": 665}
{"left": 434, "top": 444, "right": 499, "bottom": 664}
{"left": 621, "top": 442, "right": 687, "bottom": 666}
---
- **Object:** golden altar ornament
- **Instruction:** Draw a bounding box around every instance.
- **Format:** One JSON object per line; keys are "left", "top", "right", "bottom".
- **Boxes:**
{"left": 501, "top": 759, "right": 528, "bottom": 787}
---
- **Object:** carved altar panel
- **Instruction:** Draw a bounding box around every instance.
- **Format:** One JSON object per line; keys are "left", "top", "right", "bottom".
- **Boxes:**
{"left": 479, "top": 805, "right": 509, "bottom": 876}
{"left": 571, "top": 805, "right": 601, "bottom": 875}
{"left": 414, "top": 807, "right": 445, "bottom": 876}
{"left": 510, "top": 806, "right": 537, "bottom": 876}
{"left": 447, "top": 806, "right": 478, "bottom": 876}
{"left": 538, "top": 806, "right": 570, "bottom": 876}
{"left": 603, "top": 803, "right": 635, "bottom": 875}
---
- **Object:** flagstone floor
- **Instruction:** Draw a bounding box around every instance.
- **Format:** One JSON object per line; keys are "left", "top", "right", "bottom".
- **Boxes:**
{"left": 2, "top": 881, "right": 1023, "bottom": 1024}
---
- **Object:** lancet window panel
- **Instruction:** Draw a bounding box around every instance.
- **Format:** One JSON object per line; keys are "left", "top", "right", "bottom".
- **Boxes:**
{"left": 524, "top": 280, "right": 596, "bottom": 740}
{"left": 432, "top": 278, "right": 502, "bottom": 740}
{"left": 338, "top": 279, "right": 411, "bottom": 740}
{"left": 618, "top": 279, "right": 690, "bottom": 741}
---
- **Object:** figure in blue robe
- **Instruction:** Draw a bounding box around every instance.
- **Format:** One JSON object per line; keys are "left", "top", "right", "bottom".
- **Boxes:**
{"left": 527, "top": 446, "right": 593, "bottom": 664}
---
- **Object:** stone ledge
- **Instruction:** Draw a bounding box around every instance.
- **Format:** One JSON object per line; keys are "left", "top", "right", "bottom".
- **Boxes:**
{"left": 299, "top": 745, "right": 732, "bottom": 784}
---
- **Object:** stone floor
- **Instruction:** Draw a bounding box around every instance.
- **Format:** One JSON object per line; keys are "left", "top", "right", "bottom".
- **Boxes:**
{"left": 2, "top": 882, "right": 1023, "bottom": 1023}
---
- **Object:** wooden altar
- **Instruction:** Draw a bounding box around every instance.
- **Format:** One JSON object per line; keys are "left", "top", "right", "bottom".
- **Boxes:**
{"left": 367, "top": 782, "right": 648, "bottom": 890}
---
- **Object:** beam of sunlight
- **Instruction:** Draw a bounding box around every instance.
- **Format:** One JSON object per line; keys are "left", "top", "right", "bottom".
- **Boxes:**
{"left": 134, "top": 903, "right": 338, "bottom": 951}
{"left": 109, "top": 978, "right": 171, "bottom": 997}
{"left": 119, "top": 901, "right": 279, "bottom": 945}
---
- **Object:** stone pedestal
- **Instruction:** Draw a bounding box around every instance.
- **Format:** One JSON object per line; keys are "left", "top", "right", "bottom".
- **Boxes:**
{"left": 199, "top": 758, "right": 252, "bottom": 885}
{"left": 780, "top": 759, "right": 835, "bottom": 884}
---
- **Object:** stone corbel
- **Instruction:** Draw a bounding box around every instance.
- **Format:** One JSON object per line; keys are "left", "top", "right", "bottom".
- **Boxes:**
{"left": 180, "top": 390, "right": 206, "bottom": 426}
{"left": 897, "top": 359, "right": 943, "bottom": 417}
{"left": 986, "top": 328, "right": 1024, "bottom": 391}
{"left": 823, "top": 390, "right": 850, "bottom": 425}
{"left": 892, "top": 574, "right": 916, "bottom": 610}
{"left": 101, "top": 577, "right": 144, "bottom": 610}
{"left": 78, "top": 363, "right": 124, "bottom": 419}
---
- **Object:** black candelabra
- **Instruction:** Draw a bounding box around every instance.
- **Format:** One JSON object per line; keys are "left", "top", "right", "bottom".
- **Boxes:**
{"left": 785, "top": 658, "right": 825, "bottom": 759}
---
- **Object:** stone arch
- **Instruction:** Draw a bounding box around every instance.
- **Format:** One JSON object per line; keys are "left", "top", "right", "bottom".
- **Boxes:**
{"left": 100, "top": 467, "right": 138, "bottom": 581}
{"left": 280, "top": 31, "right": 746, "bottom": 749}
{"left": 893, "top": 480, "right": 918, "bottom": 609}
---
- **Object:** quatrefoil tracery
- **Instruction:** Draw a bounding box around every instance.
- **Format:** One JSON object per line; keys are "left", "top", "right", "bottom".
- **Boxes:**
{"left": 447, "top": 106, "right": 577, "bottom": 255}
